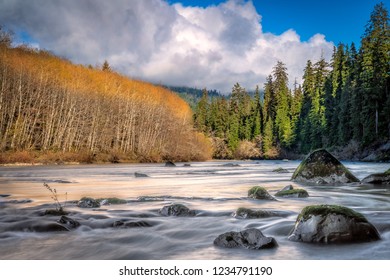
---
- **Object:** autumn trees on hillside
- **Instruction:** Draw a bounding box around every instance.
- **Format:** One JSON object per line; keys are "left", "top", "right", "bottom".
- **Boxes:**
{"left": 0, "top": 41, "right": 211, "bottom": 163}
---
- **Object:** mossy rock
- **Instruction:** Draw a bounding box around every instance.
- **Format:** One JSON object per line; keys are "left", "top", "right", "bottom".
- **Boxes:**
{"left": 362, "top": 169, "right": 390, "bottom": 184}
{"left": 291, "top": 149, "right": 360, "bottom": 184}
{"left": 275, "top": 188, "right": 309, "bottom": 198}
{"left": 248, "top": 186, "right": 275, "bottom": 200}
{"left": 288, "top": 204, "right": 380, "bottom": 243}
{"left": 233, "top": 207, "right": 288, "bottom": 219}
{"left": 77, "top": 197, "right": 100, "bottom": 208}
{"left": 97, "top": 197, "right": 127, "bottom": 205}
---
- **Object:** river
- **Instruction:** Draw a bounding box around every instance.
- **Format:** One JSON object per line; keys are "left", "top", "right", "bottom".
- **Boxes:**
{"left": 0, "top": 160, "right": 389, "bottom": 259}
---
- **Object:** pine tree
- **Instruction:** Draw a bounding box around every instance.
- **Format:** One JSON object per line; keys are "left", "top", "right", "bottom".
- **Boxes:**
{"left": 193, "top": 88, "right": 209, "bottom": 133}
{"left": 360, "top": 2, "right": 390, "bottom": 144}
{"left": 273, "top": 61, "right": 293, "bottom": 147}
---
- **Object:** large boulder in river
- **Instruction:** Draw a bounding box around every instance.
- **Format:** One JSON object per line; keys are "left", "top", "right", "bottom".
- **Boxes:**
{"left": 214, "top": 228, "right": 278, "bottom": 249}
{"left": 288, "top": 205, "right": 380, "bottom": 243}
{"left": 362, "top": 168, "right": 390, "bottom": 184}
{"left": 291, "top": 149, "right": 360, "bottom": 184}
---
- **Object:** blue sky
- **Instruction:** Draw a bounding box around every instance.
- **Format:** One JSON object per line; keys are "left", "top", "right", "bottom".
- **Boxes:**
{"left": 171, "top": 0, "right": 388, "bottom": 46}
{"left": 0, "top": 0, "right": 388, "bottom": 92}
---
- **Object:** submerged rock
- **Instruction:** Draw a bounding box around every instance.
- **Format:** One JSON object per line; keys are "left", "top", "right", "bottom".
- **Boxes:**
{"left": 44, "top": 208, "right": 69, "bottom": 216}
{"left": 362, "top": 169, "right": 390, "bottom": 184}
{"left": 165, "top": 161, "right": 176, "bottom": 167}
{"left": 135, "top": 172, "right": 149, "bottom": 178}
{"left": 248, "top": 186, "right": 275, "bottom": 200}
{"left": 272, "top": 167, "right": 289, "bottom": 173}
{"left": 214, "top": 228, "right": 278, "bottom": 249}
{"left": 233, "top": 207, "right": 288, "bottom": 219}
{"left": 159, "top": 204, "right": 196, "bottom": 217}
{"left": 291, "top": 149, "right": 360, "bottom": 184}
{"left": 58, "top": 215, "right": 80, "bottom": 229}
{"left": 77, "top": 197, "right": 100, "bottom": 208}
{"left": 288, "top": 205, "right": 380, "bottom": 243}
{"left": 30, "top": 222, "right": 69, "bottom": 232}
{"left": 183, "top": 163, "right": 191, "bottom": 167}
{"left": 275, "top": 186, "right": 309, "bottom": 198}
{"left": 112, "top": 220, "right": 152, "bottom": 228}
{"left": 223, "top": 163, "right": 240, "bottom": 167}
{"left": 97, "top": 197, "right": 127, "bottom": 205}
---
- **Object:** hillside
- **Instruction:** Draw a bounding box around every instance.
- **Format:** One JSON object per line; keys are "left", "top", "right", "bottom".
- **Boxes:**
{"left": 0, "top": 42, "right": 211, "bottom": 163}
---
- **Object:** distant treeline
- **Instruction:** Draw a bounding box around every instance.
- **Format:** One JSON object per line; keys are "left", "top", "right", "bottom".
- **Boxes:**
{"left": 0, "top": 28, "right": 211, "bottom": 164}
{"left": 193, "top": 3, "right": 389, "bottom": 159}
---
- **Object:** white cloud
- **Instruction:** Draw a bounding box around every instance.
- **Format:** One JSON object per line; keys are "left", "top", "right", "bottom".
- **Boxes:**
{"left": 0, "top": 0, "right": 334, "bottom": 93}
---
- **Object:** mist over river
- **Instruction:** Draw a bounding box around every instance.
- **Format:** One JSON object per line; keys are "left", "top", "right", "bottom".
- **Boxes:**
{"left": 0, "top": 160, "right": 389, "bottom": 260}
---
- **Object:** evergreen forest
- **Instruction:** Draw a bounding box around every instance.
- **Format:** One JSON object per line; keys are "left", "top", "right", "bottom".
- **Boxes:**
{"left": 193, "top": 3, "right": 390, "bottom": 160}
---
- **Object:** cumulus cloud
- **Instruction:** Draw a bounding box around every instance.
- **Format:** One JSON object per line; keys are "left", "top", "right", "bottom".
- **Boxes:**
{"left": 0, "top": 0, "right": 334, "bottom": 92}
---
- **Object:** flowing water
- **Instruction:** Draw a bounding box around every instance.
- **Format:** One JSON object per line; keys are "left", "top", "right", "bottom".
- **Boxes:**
{"left": 0, "top": 160, "right": 389, "bottom": 260}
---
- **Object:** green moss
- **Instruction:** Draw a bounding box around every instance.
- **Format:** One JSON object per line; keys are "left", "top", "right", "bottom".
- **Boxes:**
{"left": 384, "top": 168, "right": 390, "bottom": 175}
{"left": 275, "top": 189, "right": 309, "bottom": 198}
{"left": 272, "top": 167, "right": 289, "bottom": 173}
{"left": 248, "top": 186, "right": 275, "bottom": 200}
{"left": 297, "top": 205, "right": 367, "bottom": 223}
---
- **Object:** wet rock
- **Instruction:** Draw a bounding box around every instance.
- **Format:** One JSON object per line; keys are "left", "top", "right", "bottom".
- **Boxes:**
{"left": 77, "top": 197, "right": 100, "bottom": 208}
{"left": 272, "top": 167, "right": 289, "bottom": 173}
{"left": 97, "top": 197, "right": 127, "bottom": 205}
{"left": 44, "top": 208, "right": 69, "bottom": 216}
{"left": 248, "top": 186, "right": 275, "bottom": 200}
{"left": 135, "top": 172, "right": 149, "bottom": 178}
{"left": 58, "top": 215, "right": 80, "bottom": 229}
{"left": 159, "top": 204, "right": 196, "bottom": 217}
{"left": 53, "top": 180, "right": 72, "bottom": 184}
{"left": 112, "top": 220, "right": 152, "bottom": 228}
{"left": 288, "top": 205, "right": 380, "bottom": 243}
{"left": 5, "top": 199, "right": 33, "bottom": 204}
{"left": 291, "top": 149, "right": 360, "bottom": 184}
{"left": 165, "top": 161, "right": 176, "bottom": 167}
{"left": 362, "top": 169, "right": 390, "bottom": 184}
{"left": 233, "top": 207, "right": 288, "bottom": 219}
{"left": 275, "top": 186, "right": 309, "bottom": 198}
{"left": 0, "top": 194, "right": 11, "bottom": 198}
{"left": 223, "top": 163, "right": 240, "bottom": 167}
{"left": 214, "top": 228, "right": 278, "bottom": 249}
{"left": 183, "top": 163, "right": 191, "bottom": 167}
{"left": 30, "top": 222, "right": 69, "bottom": 232}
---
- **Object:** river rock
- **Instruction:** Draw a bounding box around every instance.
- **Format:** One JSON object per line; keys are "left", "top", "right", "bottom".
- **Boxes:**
{"left": 58, "top": 215, "right": 80, "bottom": 229}
{"left": 30, "top": 221, "right": 69, "bottom": 232}
{"left": 214, "top": 228, "right": 278, "bottom": 249}
{"left": 272, "top": 167, "right": 289, "bottom": 173}
{"left": 291, "top": 149, "right": 360, "bottom": 184}
{"left": 44, "top": 208, "right": 69, "bottom": 216}
{"left": 362, "top": 169, "right": 390, "bottom": 184}
{"left": 77, "top": 197, "right": 100, "bottom": 208}
{"left": 165, "top": 161, "right": 176, "bottom": 167}
{"left": 288, "top": 204, "right": 380, "bottom": 243}
{"left": 135, "top": 172, "right": 149, "bottom": 178}
{"left": 233, "top": 207, "right": 288, "bottom": 219}
{"left": 112, "top": 220, "right": 152, "bottom": 228}
{"left": 275, "top": 186, "right": 309, "bottom": 198}
{"left": 248, "top": 186, "right": 275, "bottom": 200}
{"left": 159, "top": 204, "right": 196, "bottom": 216}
